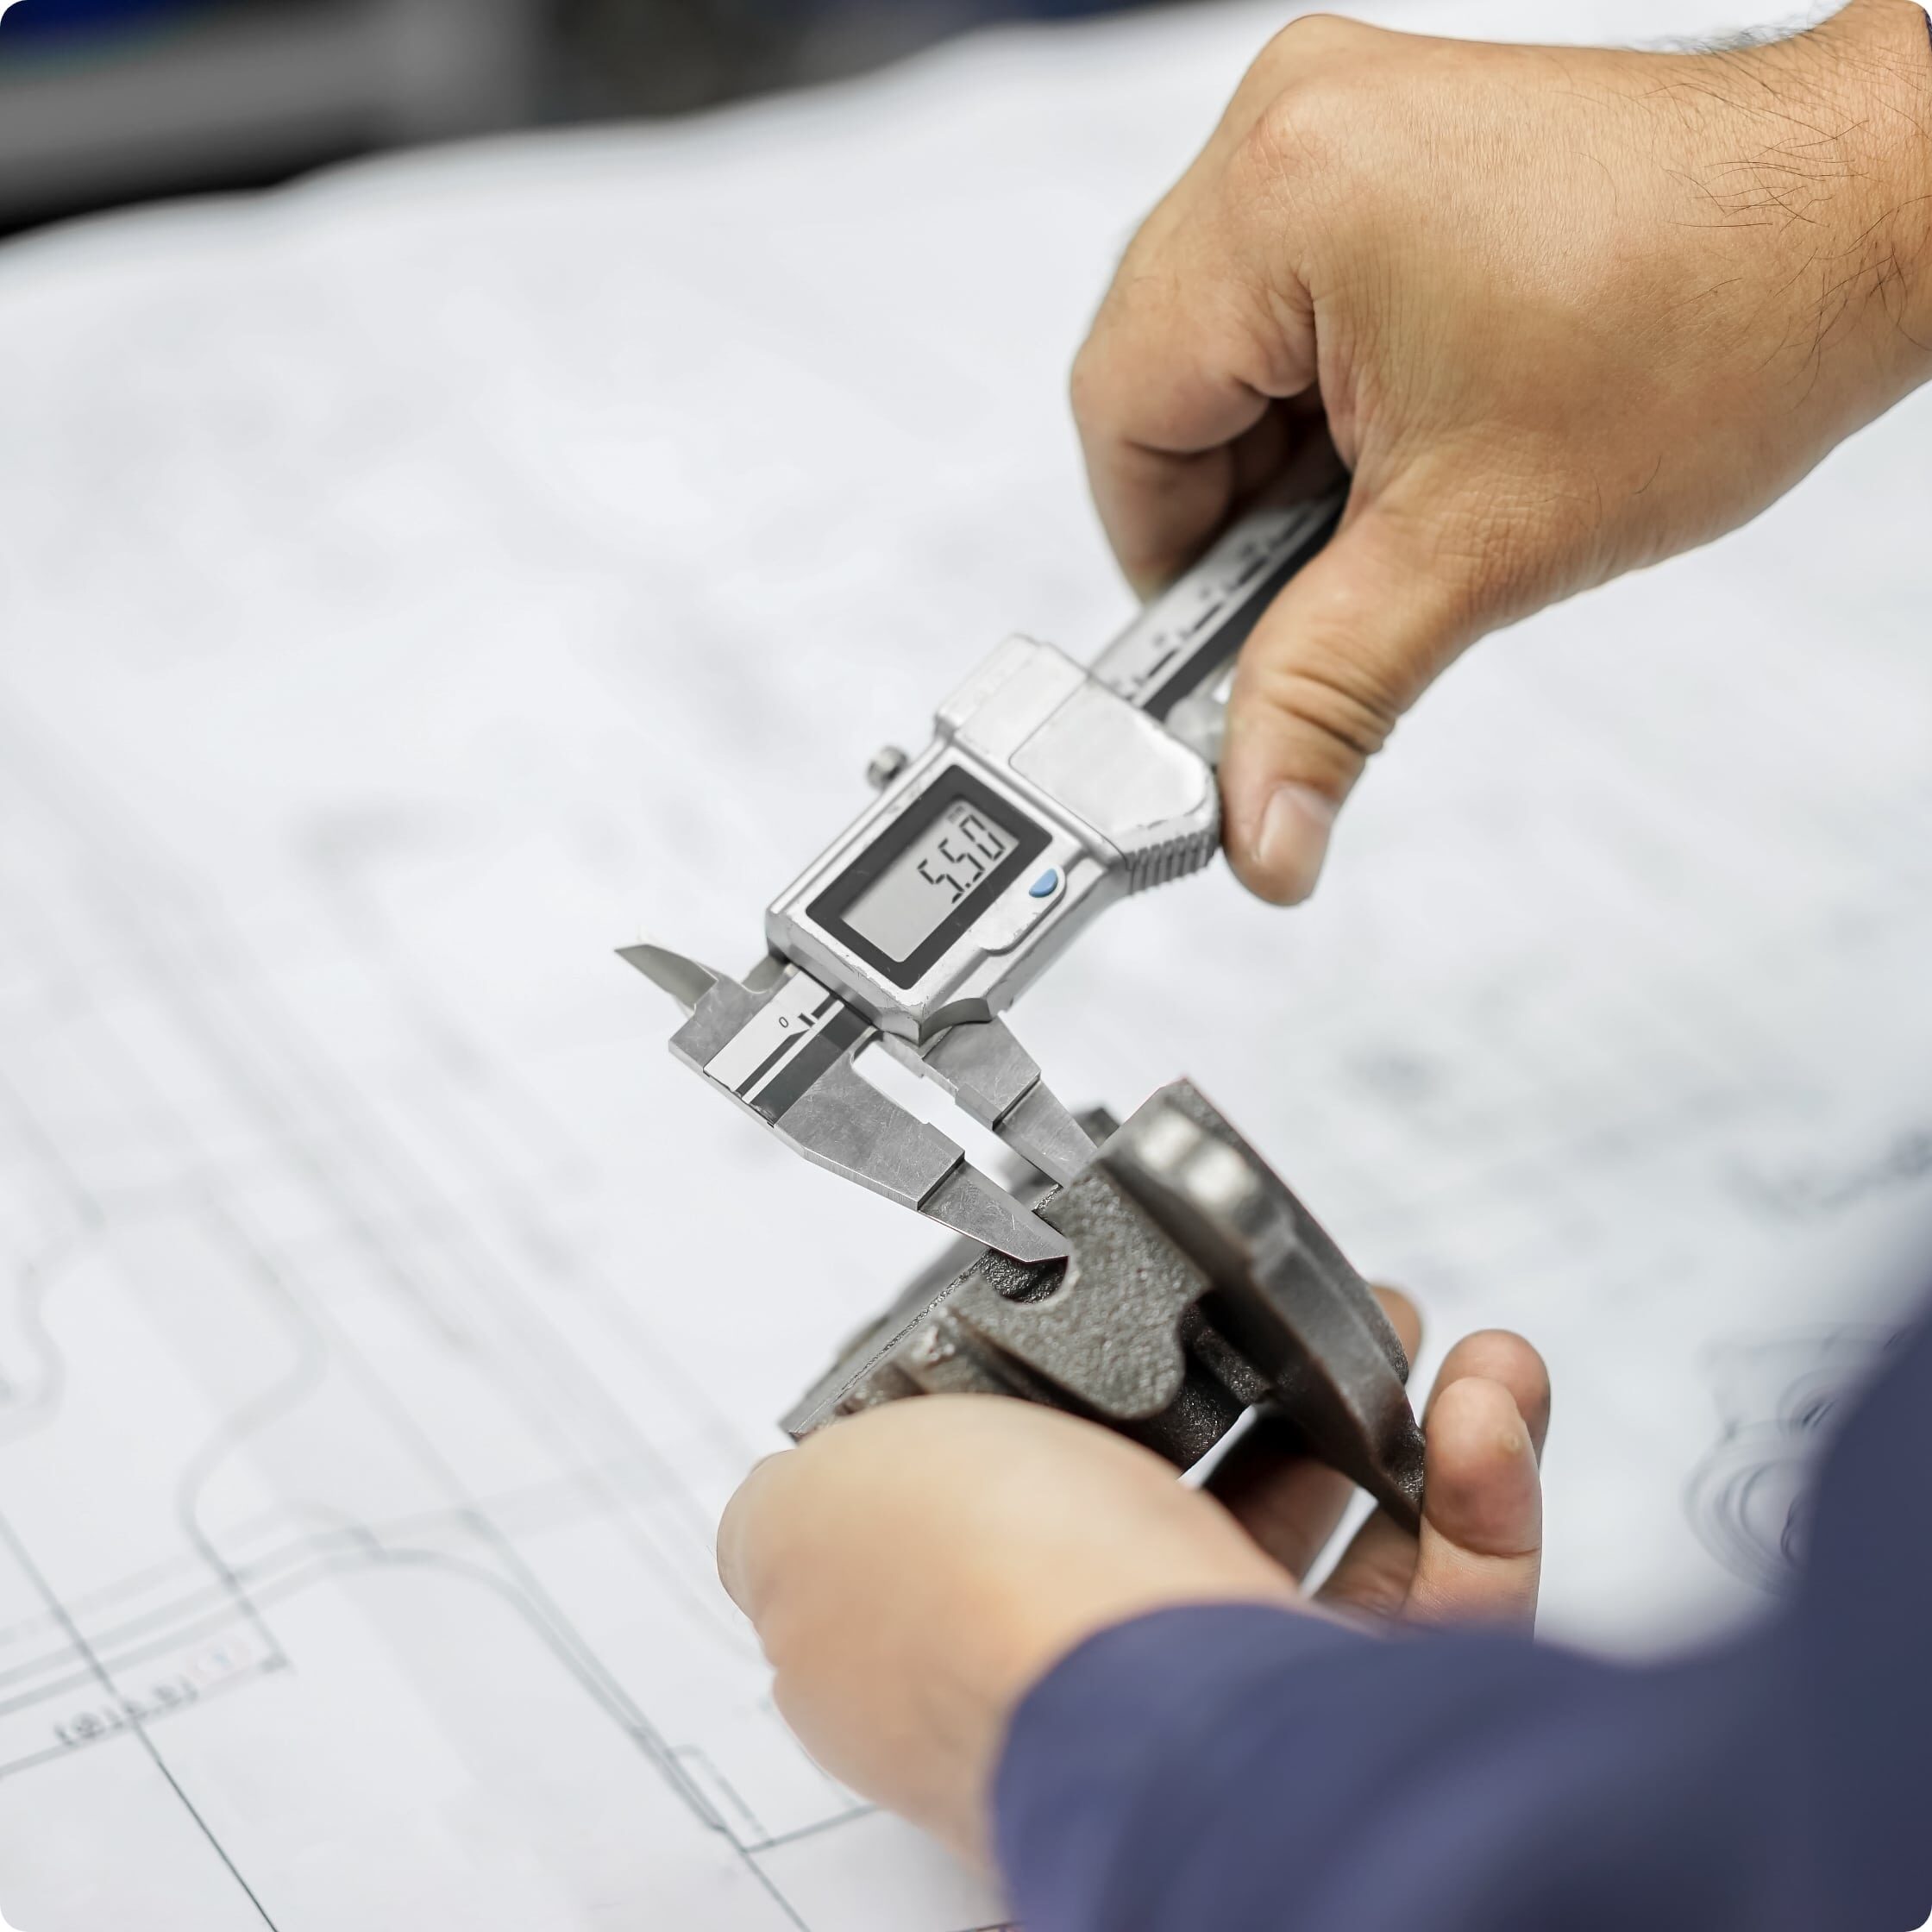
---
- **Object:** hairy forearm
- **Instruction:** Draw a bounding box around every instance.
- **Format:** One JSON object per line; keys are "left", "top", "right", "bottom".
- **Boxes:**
{"left": 1654, "top": 0, "right": 1932, "bottom": 437}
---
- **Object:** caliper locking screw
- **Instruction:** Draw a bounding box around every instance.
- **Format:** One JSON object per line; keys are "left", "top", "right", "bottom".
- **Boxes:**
{"left": 865, "top": 745, "right": 910, "bottom": 792}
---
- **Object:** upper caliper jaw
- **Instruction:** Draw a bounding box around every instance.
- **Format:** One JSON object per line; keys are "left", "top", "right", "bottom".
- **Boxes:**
{"left": 622, "top": 943, "right": 1071, "bottom": 1265}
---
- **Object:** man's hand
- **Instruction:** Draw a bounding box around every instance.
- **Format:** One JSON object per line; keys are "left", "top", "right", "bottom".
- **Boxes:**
{"left": 1074, "top": 1, "right": 1932, "bottom": 902}
{"left": 718, "top": 1293, "right": 1549, "bottom": 1866}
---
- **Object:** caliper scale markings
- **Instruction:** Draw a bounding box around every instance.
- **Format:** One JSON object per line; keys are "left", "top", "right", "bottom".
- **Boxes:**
{"left": 703, "top": 977, "right": 870, "bottom": 1125}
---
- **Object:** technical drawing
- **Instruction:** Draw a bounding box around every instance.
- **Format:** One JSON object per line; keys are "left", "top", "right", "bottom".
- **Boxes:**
{"left": 0, "top": 710, "right": 1008, "bottom": 1929}
{"left": 2, "top": 18, "right": 1930, "bottom": 1917}
{"left": 1686, "top": 1329, "right": 1897, "bottom": 1595}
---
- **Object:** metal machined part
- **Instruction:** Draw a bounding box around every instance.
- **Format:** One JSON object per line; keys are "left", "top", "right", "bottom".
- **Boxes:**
{"left": 784, "top": 1079, "right": 1427, "bottom": 1528}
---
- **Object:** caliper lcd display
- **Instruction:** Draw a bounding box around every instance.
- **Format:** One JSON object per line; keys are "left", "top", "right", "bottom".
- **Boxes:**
{"left": 808, "top": 768, "right": 1049, "bottom": 988}
{"left": 844, "top": 801, "right": 1018, "bottom": 958}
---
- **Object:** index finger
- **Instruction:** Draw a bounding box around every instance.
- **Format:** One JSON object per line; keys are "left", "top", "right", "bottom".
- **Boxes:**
{"left": 1070, "top": 97, "right": 1323, "bottom": 589}
{"left": 716, "top": 1449, "right": 794, "bottom": 1619}
{"left": 1071, "top": 239, "right": 1283, "bottom": 595}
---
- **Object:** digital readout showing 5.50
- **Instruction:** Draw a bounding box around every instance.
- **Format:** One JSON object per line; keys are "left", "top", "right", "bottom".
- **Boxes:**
{"left": 841, "top": 799, "right": 1019, "bottom": 963}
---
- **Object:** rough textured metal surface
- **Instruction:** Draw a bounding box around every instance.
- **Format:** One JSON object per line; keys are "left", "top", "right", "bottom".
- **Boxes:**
{"left": 950, "top": 1173, "right": 1204, "bottom": 1419}
{"left": 784, "top": 1082, "right": 1427, "bottom": 1524}
{"left": 1103, "top": 1083, "right": 1424, "bottom": 1526}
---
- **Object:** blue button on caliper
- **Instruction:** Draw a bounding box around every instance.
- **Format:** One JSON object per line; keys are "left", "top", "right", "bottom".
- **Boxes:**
{"left": 1028, "top": 868, "right": 1061, "bottom": 899}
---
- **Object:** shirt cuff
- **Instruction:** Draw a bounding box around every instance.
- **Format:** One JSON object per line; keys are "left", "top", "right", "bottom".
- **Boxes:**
{"left": 993, "top": 1602, "right": 1376, "bottom": 1931}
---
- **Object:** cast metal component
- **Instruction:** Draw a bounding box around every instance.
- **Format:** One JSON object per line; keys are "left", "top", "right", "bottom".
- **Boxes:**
{"left": 784, "top": 1080, "right": 1427, "bottom": 1529}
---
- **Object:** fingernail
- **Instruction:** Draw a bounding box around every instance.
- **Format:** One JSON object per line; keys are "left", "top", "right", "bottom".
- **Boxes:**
{"left": 1254, "top": 783, "right": 1335, "bottom": 903}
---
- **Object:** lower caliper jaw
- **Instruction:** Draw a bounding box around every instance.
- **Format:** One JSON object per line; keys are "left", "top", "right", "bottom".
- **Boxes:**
{"left": 783, "top": 1079, "right": 1427, "bottom": 1532}
{"left": 625, "top": 943, "right": 1071, "bottom": 1265}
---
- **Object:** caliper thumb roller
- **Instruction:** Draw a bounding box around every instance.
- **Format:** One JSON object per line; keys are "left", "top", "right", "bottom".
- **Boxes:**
{"left": 627, "top": 443, "right": 1427, "bottom": 1527}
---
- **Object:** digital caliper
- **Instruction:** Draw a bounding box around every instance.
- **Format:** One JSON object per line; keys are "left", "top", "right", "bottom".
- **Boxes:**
{"left": 627, "top": 459, "right": 1427, "bottom": 1520}
{"left": 624, "top": 471, "right": 1347, "bottom": 1267}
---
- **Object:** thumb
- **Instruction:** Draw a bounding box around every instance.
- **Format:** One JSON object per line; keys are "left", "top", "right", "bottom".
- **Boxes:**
{"left": 1220, "top": 499, "right": 1480, "bottom": 904}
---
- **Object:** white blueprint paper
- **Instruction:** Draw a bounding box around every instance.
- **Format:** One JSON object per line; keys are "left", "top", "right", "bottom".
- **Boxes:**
{"left": 2, "top": 1, "right": 1931, "bottom": 1925}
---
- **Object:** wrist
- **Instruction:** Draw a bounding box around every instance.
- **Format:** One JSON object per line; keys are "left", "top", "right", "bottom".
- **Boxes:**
{"left": 1792, "top": 0, "right": 1932, "bottom": 405}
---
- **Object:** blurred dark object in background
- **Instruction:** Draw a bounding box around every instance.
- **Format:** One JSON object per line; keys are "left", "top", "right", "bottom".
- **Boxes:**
{"left": 0, "top": 0, "right": 1177, "bottom": 236}
{"left": 550, "top": 0, "right": 1144, "bottom": 117}
{"left": 0, "top": 2, "right": 542, "bottom": 232}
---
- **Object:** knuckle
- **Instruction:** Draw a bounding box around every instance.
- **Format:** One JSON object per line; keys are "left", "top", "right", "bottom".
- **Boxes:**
{"left": 1239, "top": 12, "right": 1380, "bottom": 167}
{"left": 1067, "top": 341, "right": 1100, "bottom": 428}
{"left": 1239, "top": 76, "right": 1348, "bottom": 191}
{"left": 1069, "top": 262, "right": 1182, "bottom": 433}
{"left": 1245, "top": 645, "right": 1402, "bottom": 762}
{"left": 1220, "top": 12, "right": 1354, "bottom": 147}
{"left": 1337, "top": 1550, "right": 1415, "bottom": 1617}
{"left": 1251, "top": 11, "right": 1368, "bottom": 83}
{"left": 1068, "top": 332, "right": 1123, "bottom": 435}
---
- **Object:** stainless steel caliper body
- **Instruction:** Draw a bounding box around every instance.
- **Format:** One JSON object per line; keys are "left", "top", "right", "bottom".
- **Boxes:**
{"left": 624, "top": 459, "right": 1428, "bottom": 1509}
{"left": 625, "top": 458, "right": 1346, "bottom": 1265}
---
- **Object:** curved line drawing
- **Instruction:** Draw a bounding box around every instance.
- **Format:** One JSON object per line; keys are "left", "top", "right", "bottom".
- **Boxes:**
{"left": 0, "top": 1230, "right": 80, "bottom": 1444}
{"left": 0, "top": 1481, "right": 642, "bottom": 1720}
{"left": 172, "top": 1201, "right": 336, "bottom": 1675}
{"left": 0, "top": 709, "right": 967, "bottom": 1929}
{"left": 1685, "top": 1428, "right": 1815, "bottom": 1594}
{"left": 1686, "top": 1327, "right": 1897, "bottom": 1592}
{"left": 0, "top": 1500, "right": 342, "bottom": 1652}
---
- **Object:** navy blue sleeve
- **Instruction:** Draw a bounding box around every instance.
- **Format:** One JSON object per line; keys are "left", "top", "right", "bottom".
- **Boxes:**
{"left": 994, "top": 1311, "right": 1932, "bottom": 1932}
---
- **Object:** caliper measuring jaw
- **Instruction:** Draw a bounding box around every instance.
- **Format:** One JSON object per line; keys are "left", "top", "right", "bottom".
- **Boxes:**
{"left": 643, "top": 943, "right": 1082, "bottom": 1267}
